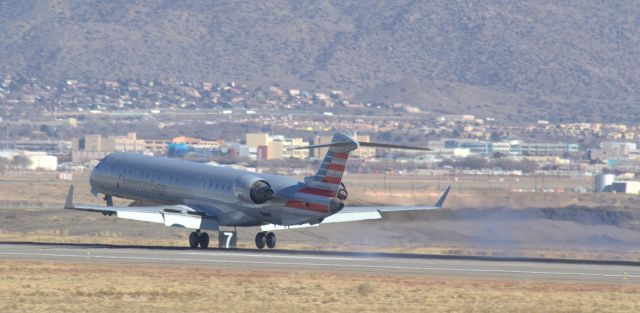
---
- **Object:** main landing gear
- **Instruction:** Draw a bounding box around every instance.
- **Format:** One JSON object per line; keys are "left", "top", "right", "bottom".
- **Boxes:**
{"left": 188, "top": 230, "right": 209, "bottom": 249}
{"left": 255, "top": 231, "right": 276, "bottom": 249}
{"left": 188, "top": 230, "right": 274, "bottom": 250}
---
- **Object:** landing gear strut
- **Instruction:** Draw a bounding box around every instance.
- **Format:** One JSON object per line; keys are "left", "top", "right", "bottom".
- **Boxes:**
{"left": 255, "top": 231, "right": 276, "bottom": 249}
{"left": 188, "top": 231, "right": 209, "bottom": 249}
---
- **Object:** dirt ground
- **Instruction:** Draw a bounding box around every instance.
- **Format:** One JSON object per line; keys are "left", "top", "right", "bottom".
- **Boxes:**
{"left": 0, "top": 171, "right": 639, "bottom": 261}
{"left": 1, "top": 260, "right": 638, "bottom": 313}
{"left": 1, "top": 171, "right": 640, "bottom": 312}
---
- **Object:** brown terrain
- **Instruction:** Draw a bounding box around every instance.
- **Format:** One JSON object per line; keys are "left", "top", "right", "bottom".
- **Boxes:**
{"left": 1, "top": 171, "right": 639, "bottom": 261}
{"left": 2, "top": 1, "right": 640, "bottom": 122}
{"left": 1, "top": 260, "right": 638, "bottom": 313}
{"left": 1, "top": 171, "right": 639, "bottom": 312}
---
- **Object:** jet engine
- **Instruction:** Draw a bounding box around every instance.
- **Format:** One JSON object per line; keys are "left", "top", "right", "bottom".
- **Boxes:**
{"left": 234, "top": 175, "right": 275, "bottom": 204}
{"left": 337, "top": 183, "right": 348, "bottom": 200}
{"left": 328, "top": 197, "right": 344, "bottom": 214}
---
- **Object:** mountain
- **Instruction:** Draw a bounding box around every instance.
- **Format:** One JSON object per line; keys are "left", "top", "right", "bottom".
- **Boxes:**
{"left": 1, "top": 0, "right": 639, "bottom": 122}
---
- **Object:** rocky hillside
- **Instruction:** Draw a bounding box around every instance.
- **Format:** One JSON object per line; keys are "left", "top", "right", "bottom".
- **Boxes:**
{"left": 1, "top": 1, "right": 639, "bottom": 122}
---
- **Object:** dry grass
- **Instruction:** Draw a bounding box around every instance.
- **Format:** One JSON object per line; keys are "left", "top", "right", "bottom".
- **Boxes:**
{"left": 0, "top": 260, "right": 638, "bottom": 313}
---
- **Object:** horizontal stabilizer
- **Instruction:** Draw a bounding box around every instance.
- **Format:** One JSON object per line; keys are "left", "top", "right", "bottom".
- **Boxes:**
{"left": 359, "top": 142, "right": 430, "bottom": 151}
{"left": 290, "top": 141, "right": 430, "bottom": 151}
{"left": 289, "top": 141, "right": 353, "bottom": 150}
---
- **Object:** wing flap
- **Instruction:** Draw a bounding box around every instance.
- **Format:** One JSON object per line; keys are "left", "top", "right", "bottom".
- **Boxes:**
{"left": 261, "top": 211, "right": 383, "bottom": 231}
{"left": 261, "top": 186, "right": 450, "bottom": 231}
{"left": 64, "top": 186, "right": 218, "bottom": 231}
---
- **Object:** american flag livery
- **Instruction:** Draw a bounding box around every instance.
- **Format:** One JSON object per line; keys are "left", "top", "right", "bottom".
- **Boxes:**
{"left": 285, "top": 133, "right": 358, "bottom": 214}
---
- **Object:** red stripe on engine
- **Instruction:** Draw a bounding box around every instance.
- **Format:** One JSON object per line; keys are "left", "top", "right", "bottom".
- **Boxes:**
{"left": 333, "top": 153, "right": 349, "bottom": 159}
{"left": 322, "top": 176, "right": 341, "bottom": 184}
{"left": 285, "top": 200, "right": 327, "bottom": 213}
{"left": 327, "top": 164, "right": 345, "bottom": 171}
{"left": 298, "top": 188, "right": 336, "bottom": 197}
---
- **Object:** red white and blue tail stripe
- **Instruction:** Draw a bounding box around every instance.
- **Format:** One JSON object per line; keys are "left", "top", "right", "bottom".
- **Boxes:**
{"left": 285, "top": 133, "right": 359, "bottom": 214}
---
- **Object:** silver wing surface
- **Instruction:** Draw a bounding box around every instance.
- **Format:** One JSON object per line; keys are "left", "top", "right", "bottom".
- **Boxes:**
{"left": 261, "top": 186, "right": 450, "bottom": 231}
{"left": 64, "top": 186, "right": 219, "bottom": 231}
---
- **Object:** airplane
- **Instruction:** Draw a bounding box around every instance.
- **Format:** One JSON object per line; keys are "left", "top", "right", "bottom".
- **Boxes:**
{"left": 65, "top": 132, "right": 450, "bottom": 249}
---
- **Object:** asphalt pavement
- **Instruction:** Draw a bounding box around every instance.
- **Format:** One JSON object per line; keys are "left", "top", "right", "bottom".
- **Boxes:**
{"left": 0, "top": 242, "right": 638, "bottom": 284}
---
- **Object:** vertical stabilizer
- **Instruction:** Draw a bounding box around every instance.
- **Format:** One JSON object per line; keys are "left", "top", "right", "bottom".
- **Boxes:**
{"left": 307, "top": 133, "right": 359, "bottom": 193}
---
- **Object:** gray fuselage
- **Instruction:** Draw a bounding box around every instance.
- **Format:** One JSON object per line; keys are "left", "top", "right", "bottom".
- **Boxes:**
{"left": 90, "top": 152, "right": 335, "bottom": 227}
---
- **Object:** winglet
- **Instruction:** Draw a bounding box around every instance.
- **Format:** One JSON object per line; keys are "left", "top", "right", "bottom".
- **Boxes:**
{"left": 434, "top": 186, "right": 451, "bottom": 208}
{"left": 65, "top": 185, "right": 75, "bottom": 209}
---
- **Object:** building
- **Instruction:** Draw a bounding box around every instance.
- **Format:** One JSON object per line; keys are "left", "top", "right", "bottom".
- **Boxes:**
{"left": 520, "top": 143, "right": 579, "bottom": 156}
{"left": 611, "top": 181, "right": 640, "bottom": 194}
{"left": 590, "top": 141, "right": 637, "bottom": 160}
{"left": 14, "top": 140, "right": 72, "bottom": 155}
{"left": 444, "top": 139, "right": 491, "bottom": 155}
{"left": 75, "top": 133, "right": 145, "bottom": 153}
{"left": 144, "top": 139, "right": 172, "bottom": 155}
{"left": 72, "top": 133, "right": 145, "bottom": 162}
{"left": 245, "top": 133, "right": 309, "bottom": 160}
{"left": 172, "top": 136, "right": 224, "bottom": 149}
{"left": 246, "top": 133, "right": 270, "bottom": 149}
{"left": 24, "top": 152, "right": 58, "bottom": 171}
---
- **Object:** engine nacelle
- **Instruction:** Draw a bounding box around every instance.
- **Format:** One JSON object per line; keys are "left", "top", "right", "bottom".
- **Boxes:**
{"left": 234, "top": 175, "right": 274, "bottom": 204}
{"left": 337, "top": 183, "right": 348, "bottom": 200}
{"left": 329, "top": 197, "right": 344, "bottom": 214}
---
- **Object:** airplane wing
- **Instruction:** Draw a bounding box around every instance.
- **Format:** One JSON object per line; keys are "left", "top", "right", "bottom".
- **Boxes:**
{"left": 64, "top": 186, "right": 219, "bottom": 231}
{"left": 261, "top": 186, "right": 450, "bottom": 231}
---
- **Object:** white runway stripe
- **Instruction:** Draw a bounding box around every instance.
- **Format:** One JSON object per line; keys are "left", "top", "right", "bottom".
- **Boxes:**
{"left": 1, "top": 251, "right": 638, "bottom": 280}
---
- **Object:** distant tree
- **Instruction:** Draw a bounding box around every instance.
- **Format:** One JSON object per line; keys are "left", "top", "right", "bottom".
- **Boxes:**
{"left": 11, "top": 155, "right": 32, "bottom": 169}
{"left": 458, "top": 157, "right": 490, "bottom": 169}
{"left": 515, "top": 159, "right": 539, "bottom": 173}
{"left": 493, "top": 159, "right": 518, "bottom": 171}
{"left": 490, "top": 131, "right": 502, "bottom": 141}
{"left": 39, "top": 124, "right": 56, "bottom": 137}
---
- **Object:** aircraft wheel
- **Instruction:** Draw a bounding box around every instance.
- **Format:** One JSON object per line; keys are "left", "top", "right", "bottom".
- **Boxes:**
{"left": 266, "top": 232, "right": 276, "bottom": 249}
{"left": 199, "top": 232, "right": 210, "bottom": 249}
{"left": 255, "top": 232, "right": 266, "bottom": 249}
{"left": 189, "top": 232, "right": 199, "bottom": 249}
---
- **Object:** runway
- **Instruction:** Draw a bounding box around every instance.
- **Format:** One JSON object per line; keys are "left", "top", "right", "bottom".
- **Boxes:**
{"left": 0, "top": 243, "right": 638, "bottom": 284}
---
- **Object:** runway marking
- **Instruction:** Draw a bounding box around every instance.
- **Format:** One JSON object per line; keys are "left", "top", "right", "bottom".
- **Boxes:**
{"left": 185, "top": 251, "right": 379, "bottom": 262}
{"left": 1, "top": 251, "right": 638, "bottom": 281}
{"left": 5, "top": 247, "right": 383, "bottom": 262}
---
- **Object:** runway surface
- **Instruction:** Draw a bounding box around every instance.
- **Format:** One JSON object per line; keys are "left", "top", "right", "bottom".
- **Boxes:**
{"left": 0, "top": 243, "right": 638, "bottom": 284}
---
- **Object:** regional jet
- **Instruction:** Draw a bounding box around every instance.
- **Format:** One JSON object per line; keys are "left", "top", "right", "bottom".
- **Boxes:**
{"left": 65, "top": 132, "right": 450, "bottom": 249}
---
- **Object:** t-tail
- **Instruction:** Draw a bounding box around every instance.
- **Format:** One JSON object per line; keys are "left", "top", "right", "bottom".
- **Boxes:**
{"left": 306, "top": 133, "right": 359, "bottom": 193}
{"left": 295, "top": 132, "right": 431, "bottom": 194}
